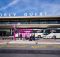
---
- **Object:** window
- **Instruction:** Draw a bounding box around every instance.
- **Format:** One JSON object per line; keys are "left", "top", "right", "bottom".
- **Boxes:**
{"left": 31, "top": 20, "right": 40, "bottom": 24}
{"left": 56, "top": 30, "right": 60, "bottom": 33}
{"left": 50, "top": 29, "right": 60, "bottom": 33}
{"left": 0, "top": 20, "right": 60, "bottom": 24}
{"left": 0, "top": 29, "right": 11, "bottom": 36}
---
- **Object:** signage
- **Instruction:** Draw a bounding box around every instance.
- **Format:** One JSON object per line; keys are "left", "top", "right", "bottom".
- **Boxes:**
{"left": 0, "top": 0, "right": 60, "bottom": 16}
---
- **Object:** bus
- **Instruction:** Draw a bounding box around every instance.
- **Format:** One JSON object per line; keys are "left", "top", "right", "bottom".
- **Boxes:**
{"left": 43, "top": 28, "right": 60, "bottom": 39}
{"left": 32, "top": 29, "right": 44, "bottom": 38}
{"left": 15, "top": 28, "right": 44, "bottom": 40}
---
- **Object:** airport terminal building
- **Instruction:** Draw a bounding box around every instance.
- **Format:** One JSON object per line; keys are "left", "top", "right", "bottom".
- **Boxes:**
{"left": 0, "top": 16, "right": 60, "bottom": 40}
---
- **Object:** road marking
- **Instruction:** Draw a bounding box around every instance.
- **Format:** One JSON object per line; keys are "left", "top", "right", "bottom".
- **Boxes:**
{"left": 31, "top": 45, "right": 48, "bottom": 49}
{"left": 52, "top": 45, "right": 60, "bottom": 48}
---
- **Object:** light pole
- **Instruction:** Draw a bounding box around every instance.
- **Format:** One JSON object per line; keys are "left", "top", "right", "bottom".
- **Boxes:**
{"left": 13, "top": 25, "right": 16, "bottom": 40}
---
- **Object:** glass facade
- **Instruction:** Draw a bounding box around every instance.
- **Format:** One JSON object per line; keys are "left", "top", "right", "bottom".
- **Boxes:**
{"left": 0, "top": 29, "right": 12, "bottom": 36}
{"left": 0, "top": 20, "right": 60, "bottom": 24}
{"left": 0, "top": 17, "right": 60, "bottom": 40}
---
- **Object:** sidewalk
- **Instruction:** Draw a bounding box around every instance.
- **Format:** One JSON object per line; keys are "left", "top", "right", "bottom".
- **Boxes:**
{"left": 0, "top": 39, "right": 60, "bottom": 45}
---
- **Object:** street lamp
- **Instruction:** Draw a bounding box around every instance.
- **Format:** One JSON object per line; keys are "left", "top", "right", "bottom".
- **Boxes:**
{"left": 13, "top": 25, "right": 16, "bottom": 40}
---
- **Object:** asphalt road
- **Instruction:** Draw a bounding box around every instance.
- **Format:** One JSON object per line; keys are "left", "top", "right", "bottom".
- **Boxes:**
{"left": 0, "top": 44, "right": 60, "bottom": 50}
{"left": 0, "top": 44, "right": 60, "bottom": 53}
{"left": 0, "top": 54, "right": 60, "bottom": 57}
{"left": 0, "top": 44, "right": 60, "bottom": 57}
{"left": 0, "top": 39, "right": 60, "bottom": 57}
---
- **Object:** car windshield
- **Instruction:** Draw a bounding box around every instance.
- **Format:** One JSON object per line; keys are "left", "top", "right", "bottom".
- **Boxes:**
{"left": 32, "top": 30, "right": 43, "bottom": 33}
{"left": 43, "top": 29, "right": 51, "bottom": 35}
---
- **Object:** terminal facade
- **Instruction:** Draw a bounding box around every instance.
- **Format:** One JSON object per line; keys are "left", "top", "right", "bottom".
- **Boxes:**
{"left": 0, "top": 16, "right": 60, "bottom": 40}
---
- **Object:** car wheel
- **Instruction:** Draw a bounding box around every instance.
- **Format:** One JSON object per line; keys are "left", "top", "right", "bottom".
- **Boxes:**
{"left": 38, "top": 35, "right": 41, "bottom": 38}
{"left": 52, "top": 35, "right": 56, "bottom": 39}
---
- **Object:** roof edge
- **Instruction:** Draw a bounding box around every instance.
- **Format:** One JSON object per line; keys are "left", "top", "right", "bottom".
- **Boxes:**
{"left": 0, "top": 16, "right": 60, "bottom": 18}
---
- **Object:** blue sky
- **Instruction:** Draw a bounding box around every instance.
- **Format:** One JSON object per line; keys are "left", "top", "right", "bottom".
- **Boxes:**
{"left": 0, "top": 0, "right": 60, "bottom": 16}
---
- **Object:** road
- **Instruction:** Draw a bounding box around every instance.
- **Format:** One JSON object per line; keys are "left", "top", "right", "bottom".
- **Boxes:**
{"left": 0, "top": 54, "right": 60, "bottom": 57}
{"left": 0, "top": 44, "right": 60, "bottom": 57}
{"left": 0, "top": 39, "right": 60, "bottom": 57}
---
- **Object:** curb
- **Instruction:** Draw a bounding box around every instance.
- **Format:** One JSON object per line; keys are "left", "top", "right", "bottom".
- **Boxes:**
{"left": 1, "top": 40, "right": 60, "bottom": 44}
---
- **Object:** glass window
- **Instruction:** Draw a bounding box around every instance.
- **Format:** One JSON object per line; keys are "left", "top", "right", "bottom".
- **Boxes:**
{"left": 43, "top": 29, "right": 51, "bottom": 35}
{"left": 31, "top": 20, "right": 40, "bottom": 24}
{"left": 56, "top": 30, "right": 60, "bottom": 33}
{"left": 0, "top": 20, "right": 60, "bottom": 24}
{"left": 0, "top": 29, "right": 11, "bottom": 36}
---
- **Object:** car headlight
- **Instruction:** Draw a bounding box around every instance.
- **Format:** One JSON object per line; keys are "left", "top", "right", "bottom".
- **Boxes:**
{"left": 47, "top": 36, "right": 52, "bottom": 38}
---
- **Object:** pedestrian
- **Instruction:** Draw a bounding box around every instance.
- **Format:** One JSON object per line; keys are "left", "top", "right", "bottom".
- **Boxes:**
{"left": 32, "top": 34, "right": 35, "bottom": 41}
{"left": 20, "top": 34, "right": 22, "bottom": 40}
{"left": 29, "top": 35, "right": 32, "bottom": 41}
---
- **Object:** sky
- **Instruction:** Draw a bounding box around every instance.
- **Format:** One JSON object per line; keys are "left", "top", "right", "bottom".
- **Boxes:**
{"left": 0, "top": 0, "right": 60, "bottom": 16}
